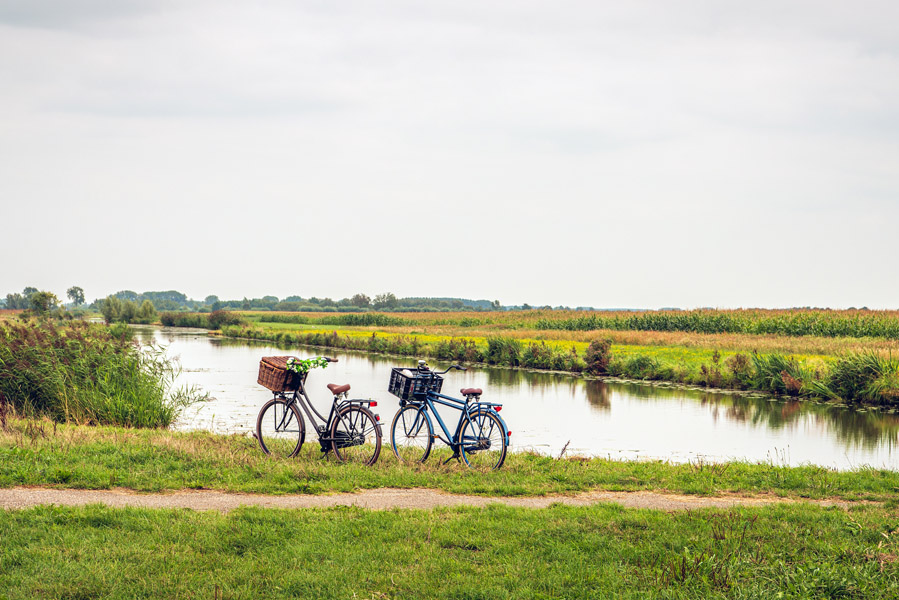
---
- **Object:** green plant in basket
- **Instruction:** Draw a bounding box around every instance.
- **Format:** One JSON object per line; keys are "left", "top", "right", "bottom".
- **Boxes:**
{"left": 285, "top": 356, "right": 330, "bottom": 374}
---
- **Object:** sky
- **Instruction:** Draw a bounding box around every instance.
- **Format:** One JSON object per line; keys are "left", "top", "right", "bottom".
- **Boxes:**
{"left": 1, "top": 0, "right": 897, "bottom": 309}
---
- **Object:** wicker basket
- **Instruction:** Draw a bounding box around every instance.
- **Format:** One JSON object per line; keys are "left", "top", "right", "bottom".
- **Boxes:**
{"left": 257, "top": 356, "right": 305, "bottom": 392}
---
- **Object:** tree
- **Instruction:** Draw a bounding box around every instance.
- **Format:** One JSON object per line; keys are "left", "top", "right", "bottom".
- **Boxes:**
{"left": 23, "top": 287, "right": 38, "bottom": 297}
{"left": 113, "top": 290, "right": 139, "bottom": 302}
{"left": 119, "top": 300, "right": 137, "bottom": 323}
{"left": 67, "top": 286, "right": 85, "bottom": 306}
{"left": 5, "top": 293, "right": 26, "bottom": 310}
{"left": 204, "top": 295, "right": 219, "bottom": 305}
{"left": 373, "top": 292, "right": 398, "bottom": 310}
{"left": 492, "top": 300, "right": 501, "bottom": 310}
{"left": 30, "top": 291, "right": 59, "bottom": 315}
{"left": 100, "top": 296, "right": 122, "bottom": 323}
{"left": 351, "top": 293, "right": 371, "bottom": 308}
{"left": 137, "top": 300, "right": 157, "bottom": 322}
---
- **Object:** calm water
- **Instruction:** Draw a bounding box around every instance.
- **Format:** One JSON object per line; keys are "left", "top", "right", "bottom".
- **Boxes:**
{"left": 134, "top": 326, "right": 899, "bottom": 470}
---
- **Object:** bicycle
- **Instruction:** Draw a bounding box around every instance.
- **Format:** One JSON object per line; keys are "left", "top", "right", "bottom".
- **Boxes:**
{"left": 388, "top": 360, "right": 510, "bottom": 470}
{"left": 255, "top": 355, "right": 382, "bottom": 465}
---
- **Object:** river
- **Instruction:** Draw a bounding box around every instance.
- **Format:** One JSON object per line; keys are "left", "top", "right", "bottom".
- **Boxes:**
{"left": 133, "top": 326, "right": 899, "bottom": 470}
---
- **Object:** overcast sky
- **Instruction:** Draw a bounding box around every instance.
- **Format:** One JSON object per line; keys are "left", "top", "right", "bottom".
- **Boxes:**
{"left": 1, "top": 0, "right": 897, "bottom": 308}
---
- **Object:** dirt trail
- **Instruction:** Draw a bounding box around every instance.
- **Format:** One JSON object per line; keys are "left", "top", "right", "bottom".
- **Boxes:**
{"left": 0, "top": 487, "right": 856, "bottom": 513}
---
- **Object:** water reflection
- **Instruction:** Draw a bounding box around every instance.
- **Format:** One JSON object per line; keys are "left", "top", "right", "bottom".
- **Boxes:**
{"left": 132, "top": 326, "right": 898, "bottom": 469}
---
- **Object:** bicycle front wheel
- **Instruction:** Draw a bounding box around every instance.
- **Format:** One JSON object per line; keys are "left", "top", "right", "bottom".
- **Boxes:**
{"left": 256, "top": 398, "right": 305, "bottom": 458}
{"left": 460, "top": 410, "right": 507, "bottom": 470}
{"left": 330, "top": 405, "right": 382, "bottom": 465}
{"left": 390, "top": 404, "right": 433, "bottom": 464}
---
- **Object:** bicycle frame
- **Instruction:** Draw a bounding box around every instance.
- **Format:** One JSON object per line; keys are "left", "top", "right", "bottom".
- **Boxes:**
{"left": 415, "top": 390, "right": 506, "bottom": 451}
{"left": 276, "top": 377, "right": 377, "bottom": 441}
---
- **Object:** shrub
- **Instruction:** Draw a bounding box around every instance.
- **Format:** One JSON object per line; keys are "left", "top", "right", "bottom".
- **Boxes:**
{"left": 622, "top": 355, "right": 661, "bottom": 380}
{"left": 207, "top": 310, "right": 245, "bottom": 330}
{"left": 485, "top": 337, "right": 521, "bottom": 366}
{"left": 584, "top": 338, "right": 612, "bottom": 375}
{"left": 725, "top": 353, "right": 753, "bottom": 387}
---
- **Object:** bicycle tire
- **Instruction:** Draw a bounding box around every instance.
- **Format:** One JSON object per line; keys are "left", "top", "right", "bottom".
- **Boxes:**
{"left": 256, "top": 398, "right": 305, "bottom": 458}
{"left": 330, "top": 405, "right": 382, "bottom": 466}
{"left": 459, "top": 409, "right": 507, "bottom": 470}
{"left": 390, "top": 404, "right": 433, "bottom": 464}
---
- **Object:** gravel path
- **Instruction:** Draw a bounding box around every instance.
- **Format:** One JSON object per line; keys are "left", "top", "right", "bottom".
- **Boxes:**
{"left": 0, "top": 487, "right": 854, "bottom": 512}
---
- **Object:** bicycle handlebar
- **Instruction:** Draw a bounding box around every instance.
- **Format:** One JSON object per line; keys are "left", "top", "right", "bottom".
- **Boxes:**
{"left": 429, "top": 364, "right": 467, "bottom": 374}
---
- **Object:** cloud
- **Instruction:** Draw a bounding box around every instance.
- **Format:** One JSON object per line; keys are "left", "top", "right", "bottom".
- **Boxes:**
{"left": 1, "top": 1, "right": 898, "bottom": 307}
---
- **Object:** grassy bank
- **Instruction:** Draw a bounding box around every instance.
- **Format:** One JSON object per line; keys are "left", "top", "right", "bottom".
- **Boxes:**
{"left": 218, "top": 323, "right": 899, "bottom": 405}
{"left": 2, "top": 418, "right": 897, "bottom": 500}
{"left": 0, "top": 320, "right": 202, "bottom": 427}
{"left": 2, "top": 502, "right": 897, "bottom": 599}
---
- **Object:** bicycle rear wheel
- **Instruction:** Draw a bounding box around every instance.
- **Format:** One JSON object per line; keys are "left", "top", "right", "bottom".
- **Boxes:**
{"left": 256, "top": 398, "right": 305, "bottom": 458}
{"left": 330, "top": 405, "right": 382, "bottom": 465}
{"left": 460, "top": 409, "right": 507, "bottom": 470}
{"left": 390, "top": 404, "right": 433, "bottom": 463}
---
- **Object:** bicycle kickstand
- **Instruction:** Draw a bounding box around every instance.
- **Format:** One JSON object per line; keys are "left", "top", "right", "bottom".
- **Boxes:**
{"left": 443, "top": 453, "right": 461, "bottom": 465}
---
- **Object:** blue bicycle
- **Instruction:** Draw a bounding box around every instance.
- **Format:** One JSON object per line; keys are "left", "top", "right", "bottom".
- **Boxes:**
{"left": 388, "top": 361, "right": 510, "bottom": 470}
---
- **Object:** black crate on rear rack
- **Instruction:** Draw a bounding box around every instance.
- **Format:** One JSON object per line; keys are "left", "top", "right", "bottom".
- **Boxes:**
{"left": 388, "top": 367, "right": 443, "bottom": 401}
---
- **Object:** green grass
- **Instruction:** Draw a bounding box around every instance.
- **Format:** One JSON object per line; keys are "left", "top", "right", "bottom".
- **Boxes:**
{"left": 2, "top": 419, "right": 897, "bottom": 500}
{"left": 1, "top": 502, "right": 897, "bottom": 599}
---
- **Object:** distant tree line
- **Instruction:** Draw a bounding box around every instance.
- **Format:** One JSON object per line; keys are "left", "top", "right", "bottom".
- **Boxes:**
{"left": 1, "top": 285, "right": 90, "bottom": 319}
{"left": 2, "top": 286, "right": 609, "bottom": 316}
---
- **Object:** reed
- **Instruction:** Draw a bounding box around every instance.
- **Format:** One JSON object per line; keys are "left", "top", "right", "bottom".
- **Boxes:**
{"left": 806, "top": 352, "right": 899, "bottom": 404}
{"left": 0, "top": 321, "right": 202, "bottom": 427}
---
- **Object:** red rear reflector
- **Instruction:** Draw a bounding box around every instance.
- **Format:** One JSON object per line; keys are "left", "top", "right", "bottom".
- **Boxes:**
{"left": 494, "top": 406, "right": 502, "bottom": 411}
{"left": 375, "top": 415, "right": 381, "bottom": 421}
{"left": 507, "top": 431, "right": 511, "bottom": 436}
{"left": 369, "top": 401, "right": 378, "bottom": 407}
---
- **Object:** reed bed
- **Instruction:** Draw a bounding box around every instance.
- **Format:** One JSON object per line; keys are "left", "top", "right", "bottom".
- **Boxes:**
{"left": 0, "top": 320, "right": 202, "bottom": 427}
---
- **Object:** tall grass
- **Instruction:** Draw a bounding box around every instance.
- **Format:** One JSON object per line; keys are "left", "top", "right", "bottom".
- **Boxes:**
{"left": 806, "top": 352, "right": 899, "bottom": 405}
{"left": 0, "top": 321, "right": 202, "bottom": 427}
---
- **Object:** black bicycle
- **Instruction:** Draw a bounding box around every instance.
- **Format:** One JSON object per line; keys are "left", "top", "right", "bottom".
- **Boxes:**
{"left": 388, "top": 361, "right": 510, "bottom": 470}
{"left": 255, "top": 356, "right": 382, "bottom": 465}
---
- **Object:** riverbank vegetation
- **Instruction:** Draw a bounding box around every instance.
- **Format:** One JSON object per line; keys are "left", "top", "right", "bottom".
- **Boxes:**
{"left": 217, "top": 321, "right": 899, "bottom": 406}
{"left": 99, "top": 295, "right": 157, "bottom": 324}
{"left": 2, "top": 501, "right": 897, "bottom": 599}
{"left": 0, "top": 321, "right": 201, "bottom": 428}
{"left": 159, "top": 310, "right": 246, "bottom": 329}
{"left": 2, "top": 418, "right": 897, "bottom": 500}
